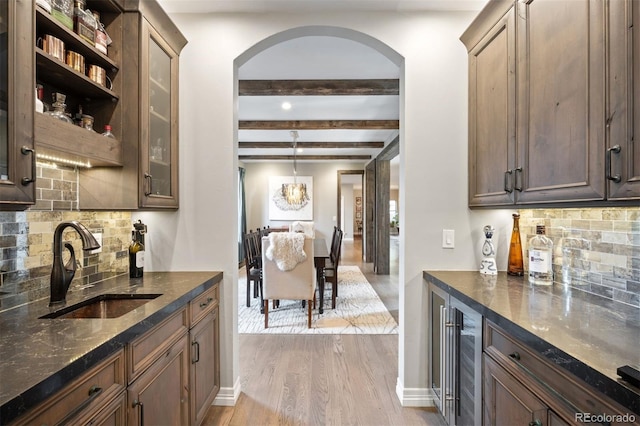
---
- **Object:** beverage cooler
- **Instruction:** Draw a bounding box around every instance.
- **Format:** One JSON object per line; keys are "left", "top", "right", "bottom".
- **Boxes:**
{"left": 429, "top": 283, "right": 483, "bottom": 426}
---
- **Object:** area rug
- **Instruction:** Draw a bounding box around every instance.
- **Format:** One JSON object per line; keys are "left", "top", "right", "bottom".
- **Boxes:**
{"left": 238, "top": 265, "right": 398, "bottom": 334}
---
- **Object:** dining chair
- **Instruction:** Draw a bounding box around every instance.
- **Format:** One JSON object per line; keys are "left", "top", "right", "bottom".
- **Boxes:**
{"left": 261, "top": 234, "right": 316, "bottom": 328}
{"left": 242, "top": 231, "right": 262, "bottom": 308}
{"left": 323, "top": 227, "right": 343, "bottom": 309}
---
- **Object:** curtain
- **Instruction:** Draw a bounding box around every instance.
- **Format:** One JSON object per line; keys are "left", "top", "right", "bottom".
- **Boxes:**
{"left": 238, "top": 167, "right": 247, "bottom": 263}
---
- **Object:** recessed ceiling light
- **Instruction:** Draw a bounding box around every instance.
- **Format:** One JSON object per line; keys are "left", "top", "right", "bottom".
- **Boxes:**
{"left": 297, "top": 148, "right": 304, "bottom": 153}
{"left": 281, "top": 101, "right": 292, "bottom": 110}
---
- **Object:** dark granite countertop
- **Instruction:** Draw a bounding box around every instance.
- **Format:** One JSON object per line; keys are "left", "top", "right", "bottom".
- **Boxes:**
{"left": 423, "top": 271, "right": 640, "bottom": 414}
{"left": 423, "top": 271, "right": 640, "bottom": 416}
{"left": 0, "top": 271, "right": 223, "bottom": 424}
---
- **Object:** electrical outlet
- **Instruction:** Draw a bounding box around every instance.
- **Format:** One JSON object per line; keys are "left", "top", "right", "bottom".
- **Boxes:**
{"left": 91, "top": 232, "right": 103, "bottom": 254}
{"left": 442, "top": 229, "right": 455, "bottom": 249}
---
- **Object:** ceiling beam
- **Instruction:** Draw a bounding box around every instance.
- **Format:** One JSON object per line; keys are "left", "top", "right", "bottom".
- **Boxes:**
{"left": 239, "top": 141, "right": 385, "bottom": 149}
{"left": 239, "top": 79, "right": 400, "bottom": 96}
{"left": 239, "top": 155, "right": 372, "bottom": 161}
{"left": 239, "top": 120, "right": 399, "bottom": 130}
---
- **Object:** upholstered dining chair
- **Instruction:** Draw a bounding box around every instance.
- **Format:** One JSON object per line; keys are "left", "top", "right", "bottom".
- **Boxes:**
{"left": 261, "top": 234, "right": 316, "bottom": 328}
{"left": 323, "top": 227, "right": 343, "bottom": 309}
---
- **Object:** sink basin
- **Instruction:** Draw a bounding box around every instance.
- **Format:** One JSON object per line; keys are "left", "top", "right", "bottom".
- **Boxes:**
{"left": 40, "top": 293, "right": 162, "bottom": 319}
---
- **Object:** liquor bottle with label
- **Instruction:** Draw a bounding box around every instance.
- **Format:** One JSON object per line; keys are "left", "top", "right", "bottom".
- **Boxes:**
{"left": 507, "top": 213, "right": 524, "bottom": 276}
{"left": 129, "top": 230, "right": 144, "bottom": 278}
{"left": 528, "top": 225, "right": 553, "bottom": 285}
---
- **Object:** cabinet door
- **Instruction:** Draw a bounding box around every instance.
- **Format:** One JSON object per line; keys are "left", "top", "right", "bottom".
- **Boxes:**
{"left": 607, "top": 0, "right": 640, "bottom": 199}
{"left": 139, "top": 19, "right": 179, "bottom": 209}
{"left": 128, "top": 334, "right": 190, "bottom": 426}
{"left": 0, "top": 0, "right": 35, "bottom": 209}
{"left": 468, "top": 7, "right": 516, "bottom": 207}
{"left": 515, "top": 0, "right": 605, "bottom": 204}
{"left": 484, "top": 354, "right": 549, "bottom": 426}
{"left": 190, "top": 308, "right": 220, "bottom": 426}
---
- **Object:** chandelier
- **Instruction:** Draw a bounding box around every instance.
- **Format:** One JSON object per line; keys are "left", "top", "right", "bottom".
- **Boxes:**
{"left": 282, "top": 130, "right": 308, "bottom": 208}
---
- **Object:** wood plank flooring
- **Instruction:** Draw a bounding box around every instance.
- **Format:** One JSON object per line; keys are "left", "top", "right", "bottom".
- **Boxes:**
{"left": 204, "top": 236, "right": 445, "bottom": 426}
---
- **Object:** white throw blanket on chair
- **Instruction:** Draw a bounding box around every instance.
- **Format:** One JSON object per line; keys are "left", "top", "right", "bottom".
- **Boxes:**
{"left": 266, "top": 232, "right": 307, "bottom": 271}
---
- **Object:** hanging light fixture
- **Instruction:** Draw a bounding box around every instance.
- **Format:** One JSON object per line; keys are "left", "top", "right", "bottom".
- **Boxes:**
{"left": 281, "top": 130, "right": 309, "bottom": 208}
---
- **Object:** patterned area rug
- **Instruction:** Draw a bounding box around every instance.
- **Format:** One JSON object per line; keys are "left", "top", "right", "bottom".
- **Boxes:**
{"left": 238, "top": 265, "right": 398, "bottom": 334}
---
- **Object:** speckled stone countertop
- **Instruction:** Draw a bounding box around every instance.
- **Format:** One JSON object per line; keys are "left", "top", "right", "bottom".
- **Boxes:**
{"left": 0, "top": 271, "right": 223, "bottom": 424}
{"left": 423, "top": 271, "right": 640, "bottom": 416}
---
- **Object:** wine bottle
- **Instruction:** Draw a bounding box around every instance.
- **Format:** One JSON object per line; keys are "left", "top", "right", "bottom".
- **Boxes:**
{"left": 507, "top": 213, "right": 524, "bottom": 276}
{"left": 129, "top": 231, "right": 144, "bottom": 278}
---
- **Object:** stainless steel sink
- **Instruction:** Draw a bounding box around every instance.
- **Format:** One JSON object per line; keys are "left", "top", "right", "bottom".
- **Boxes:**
{"left": 40, "top": 293, "right": 162, "bottom": 319}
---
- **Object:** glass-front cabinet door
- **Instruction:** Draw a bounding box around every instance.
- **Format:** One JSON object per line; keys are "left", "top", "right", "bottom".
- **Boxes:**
{"left": 0, "top": 0, "right": 35, "bottom": 209}
{"left": 140, "top": 19, "right": 179, "bottom": 209}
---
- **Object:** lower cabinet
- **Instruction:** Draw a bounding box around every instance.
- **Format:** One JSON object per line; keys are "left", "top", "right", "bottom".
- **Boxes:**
{"left": 190, "top": 309, "right": 220, "bottom": 425}
{"left": 483, "top": 320, "right": 634, "bottom": 426}
{"left": 127, "top": 334, "right": 190, "bottom": 426}
{"left": 10, "top": 282, "right": 221, "bottom": 426}
{"left": 484, "top": 353, "right": 560, "bottom": 426}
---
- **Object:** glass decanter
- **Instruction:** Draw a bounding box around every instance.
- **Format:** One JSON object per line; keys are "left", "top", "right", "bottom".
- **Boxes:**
{"left": 47, "top": 92, "right": 74, "bottom": 124}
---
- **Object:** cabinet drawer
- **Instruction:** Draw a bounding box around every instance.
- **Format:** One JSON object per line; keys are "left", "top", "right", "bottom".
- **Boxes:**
{"left": 127, "top": 307, "right": 188, "bottom": 383}
{"left": 13, "top": 349, "right": 125, "bottom": 426}
{"left": 484, "top": 320, "right": 633, "bottom": 424}
{"left": 190, "top": 283, "right": 219, "bottom": 326}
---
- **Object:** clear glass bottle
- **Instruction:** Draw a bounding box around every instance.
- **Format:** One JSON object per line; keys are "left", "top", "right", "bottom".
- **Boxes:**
{"left": 507, "top": 213, "right": 524, "bottom": 276}
{"left": 47, "top": 92, "right": 74, "bottom": 124}
{"left": 528, "top": 225, "right": 554, "bottom": 285}
{"left": 101, "top": 124, "right": 115, "bottom": 138}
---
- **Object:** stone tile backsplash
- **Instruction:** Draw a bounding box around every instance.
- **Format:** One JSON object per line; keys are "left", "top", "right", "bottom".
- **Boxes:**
{"left": 0, "top": 163, "right": 131, "bottom": 312}
{"left": 519, "top": 208, "right": 640, "bottom": 308}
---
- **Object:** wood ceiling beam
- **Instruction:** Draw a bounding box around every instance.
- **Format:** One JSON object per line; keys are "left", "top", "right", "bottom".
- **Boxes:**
{"left": 239, "top": 79, "right": 400, "bottom": 96}
{"left": 239, "top": 155, "right": 372, "bottom": 161}
{"left": 239, "top": 141, "right": 385, "bottom": 149}
{"left": 239, "top": 120, "right": 399, "bottom": 130}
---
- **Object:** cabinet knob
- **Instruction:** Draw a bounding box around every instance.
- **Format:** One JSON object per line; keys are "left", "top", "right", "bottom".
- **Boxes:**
{"left": 528, "top": 420, "right": 542, "bottom": 426}
{"left": 509, "top": 351, "right": 521, "bottom": 361}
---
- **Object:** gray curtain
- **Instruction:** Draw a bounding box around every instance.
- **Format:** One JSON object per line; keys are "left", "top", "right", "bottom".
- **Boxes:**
{"left": 238, "top": 167, "right": 247, "bottom": 263}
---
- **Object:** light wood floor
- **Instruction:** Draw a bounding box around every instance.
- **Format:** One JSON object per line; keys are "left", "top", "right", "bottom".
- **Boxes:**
{"left": 203, "top": 236, "right": 445, "bottom": 426}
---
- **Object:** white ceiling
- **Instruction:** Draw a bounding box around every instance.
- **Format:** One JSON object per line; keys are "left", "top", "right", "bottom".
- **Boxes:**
{"left": 157, "top": 0, "right": 488, "bottom": 14}
{"left": 156, "top": 0, "right": 487, "bottom": 187}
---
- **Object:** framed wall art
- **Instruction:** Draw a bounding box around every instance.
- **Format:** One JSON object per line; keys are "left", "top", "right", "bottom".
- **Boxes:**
{"left": 268, "top": 176, "right": 313, "bottom": 221}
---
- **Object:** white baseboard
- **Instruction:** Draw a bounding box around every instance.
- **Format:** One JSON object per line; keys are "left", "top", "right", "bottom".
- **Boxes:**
{"left": 395, "top": 377, "right": 437, "bottom": 407}
{"left": 213, "top": 376, "right": 241, "bottom": 406}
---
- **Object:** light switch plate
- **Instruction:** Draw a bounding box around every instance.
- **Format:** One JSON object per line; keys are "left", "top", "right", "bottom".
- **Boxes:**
{"left": 442, "top": 229, "right": 455, "bottom": 249}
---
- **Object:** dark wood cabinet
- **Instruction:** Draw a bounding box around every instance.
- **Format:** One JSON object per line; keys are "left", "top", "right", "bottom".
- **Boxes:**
{"left": 127, "top": 334, "right": 190, "bottom": 426}
{"left": 465, "top": 4, "right": 516, "bottom": 207}
{"left": 607, "top": 0, "right": 640, "bottom": 200}
{"left": 33, "top": 0, "right": 124, "bottom": 167}
{"left": 463, "top": 0, "right": 639, "bottom": 207}
{"left": 483, "top": 354, "right": 550, "bottom": 426}
{"left": 483, "top": 320, "right": 635, "bottom": 426}
{"left": 0, "top": 0, "right": 36, "bottom": 210}
{"left": 189, "top": 283, "right": 221, "bottom": 426}
{"left": 79, "top": 1, "right": 186, "bottom": 210}
{"left": 514, "top": 0, "right": 605, "bottom": 204}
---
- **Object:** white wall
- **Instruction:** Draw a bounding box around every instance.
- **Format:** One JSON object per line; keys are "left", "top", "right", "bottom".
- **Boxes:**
{"left": 341, "top": 184, "right": 355, "bottom": 240}
{"left": 134, "top": 10, "right": 515, "bottom": 407}
{"left": 243, "top": 161, "right": 359, "bottom": 240}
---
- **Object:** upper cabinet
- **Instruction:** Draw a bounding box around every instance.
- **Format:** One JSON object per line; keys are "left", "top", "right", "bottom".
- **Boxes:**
{"left": 608, "top": 0, "right": 640, "bottom": 200}
{"left": 34, "top": 0, "right": 124, "bottom": 167}
{"left": 0, "top": 0, "right": 36, "bottom": 210}
{"left": 79, "top": 0, "right": 186, "bottom": 210}
{"left": 138, "top": 16, "right": 180, "bottom": 209}
{"left": 464, "top": 3, "right": 516, "bottom": 207}
{"left": 462, "top": 0, "right": 640, "bottom": 207}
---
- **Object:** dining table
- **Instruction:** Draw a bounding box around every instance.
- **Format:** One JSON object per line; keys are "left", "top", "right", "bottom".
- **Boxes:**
{"left": 313, "top": 237, "right": 330, "bottom": 314}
